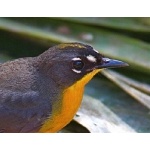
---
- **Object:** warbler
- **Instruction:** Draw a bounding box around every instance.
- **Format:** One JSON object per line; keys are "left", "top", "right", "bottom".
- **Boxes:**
{"left": 0, "top": 42, "right": 128, "bottom": 133}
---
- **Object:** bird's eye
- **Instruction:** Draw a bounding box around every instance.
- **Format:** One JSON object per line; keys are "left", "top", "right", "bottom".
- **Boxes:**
{"left": 73, "top": 60, "right": 84, "bottom": 70}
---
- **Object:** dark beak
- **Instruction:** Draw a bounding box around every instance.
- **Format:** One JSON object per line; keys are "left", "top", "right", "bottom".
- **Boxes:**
{"left": 97, "top": 57, "right": 129, "bottom": 69}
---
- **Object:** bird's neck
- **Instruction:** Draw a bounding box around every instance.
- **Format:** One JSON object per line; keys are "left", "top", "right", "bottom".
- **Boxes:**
{"left": 39, "top": 69, "right": 100, "bottom": 133}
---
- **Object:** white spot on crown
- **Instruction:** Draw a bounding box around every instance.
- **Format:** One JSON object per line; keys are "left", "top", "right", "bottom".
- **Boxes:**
{"left": 93, "top": 49, "right": 99, "bottom": 53}
{"left": 86, "top": 55, "right": 97, "bottom": 63}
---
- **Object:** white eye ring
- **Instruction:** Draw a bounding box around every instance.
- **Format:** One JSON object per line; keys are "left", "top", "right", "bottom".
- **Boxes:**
{"left": 71, "top": 57, "right": 84, "bottom": 74}
{"left": 72, "top": 69, "right": 81, "bottom": 74}
{"left": 72, "top": 58, "right": 82, "bottom": 61}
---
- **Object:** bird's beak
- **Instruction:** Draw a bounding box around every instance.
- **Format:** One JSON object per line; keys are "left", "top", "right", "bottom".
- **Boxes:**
{"left": 97, "top": 57, "right": 129, "bottom": 69}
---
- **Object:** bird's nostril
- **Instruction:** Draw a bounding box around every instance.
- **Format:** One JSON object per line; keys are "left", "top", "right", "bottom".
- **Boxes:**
{"left": 102, "top": 58, "right": 111, "bottom": 63}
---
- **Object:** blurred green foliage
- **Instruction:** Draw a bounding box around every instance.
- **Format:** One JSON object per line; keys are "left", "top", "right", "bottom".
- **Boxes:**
{"left": 0, "top": 17, "right": 150, "bottom": 132}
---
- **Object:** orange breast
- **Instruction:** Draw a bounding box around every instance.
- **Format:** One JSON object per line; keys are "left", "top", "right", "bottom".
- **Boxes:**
{"left": 39, "top": 69, "right": 100, "bottom": 133}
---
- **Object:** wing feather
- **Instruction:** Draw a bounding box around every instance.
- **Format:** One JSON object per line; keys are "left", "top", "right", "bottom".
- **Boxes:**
{"left": 0, "top": 90, "right": 51, "bottom": 132}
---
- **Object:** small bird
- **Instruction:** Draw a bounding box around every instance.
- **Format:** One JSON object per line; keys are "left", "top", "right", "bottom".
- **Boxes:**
{"left": 0, "top": 42, "right": 128, "bottom": 133}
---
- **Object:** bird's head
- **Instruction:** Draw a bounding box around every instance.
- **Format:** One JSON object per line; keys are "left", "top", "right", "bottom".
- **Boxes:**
{"left": 38, "top": 42, "right": 128, "bottom": 88}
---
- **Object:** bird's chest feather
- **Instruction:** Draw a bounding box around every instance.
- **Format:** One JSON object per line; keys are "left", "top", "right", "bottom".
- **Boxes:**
{"left": 39, "top": 69, "right": 100, "bottom": 132}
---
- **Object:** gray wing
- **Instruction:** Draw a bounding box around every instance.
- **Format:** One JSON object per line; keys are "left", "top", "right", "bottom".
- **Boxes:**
{"left": 0, "top": 90, "right": 52, "bottom": 133}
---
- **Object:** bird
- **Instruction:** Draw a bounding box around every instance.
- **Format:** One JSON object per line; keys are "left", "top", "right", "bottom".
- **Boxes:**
{"left": 0, "top": 42, "right": 128, "bottom": 133}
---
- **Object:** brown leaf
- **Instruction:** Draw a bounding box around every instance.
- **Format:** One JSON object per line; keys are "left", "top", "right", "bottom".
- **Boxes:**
{"left": 73, "top": 95, "right": 136, "bottom": 133}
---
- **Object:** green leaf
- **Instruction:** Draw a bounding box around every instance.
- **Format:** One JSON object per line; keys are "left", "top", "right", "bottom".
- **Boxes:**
{"left": 59, "top": 17, "right": 150, "bottom": 33}
{"left": 74, "top": 95, "right": 136, "bottom": 133}
{"left": 85, "top": 76, "right": 150, "bottom": 132}
{"left": 102, "top": 70, "right": 150, "bottom": 109}
{"left": 0, "top": 18, "right": 150, "bottom": 74}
